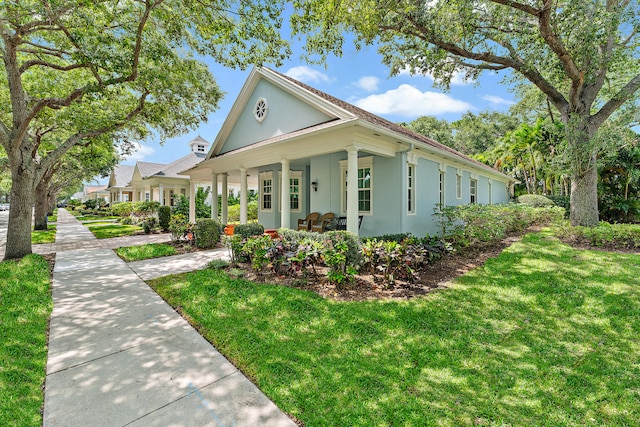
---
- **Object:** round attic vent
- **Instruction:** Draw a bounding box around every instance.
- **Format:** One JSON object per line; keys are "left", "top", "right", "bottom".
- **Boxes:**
{"left": 254, "top": 97, "right": 268, "bottom": 122}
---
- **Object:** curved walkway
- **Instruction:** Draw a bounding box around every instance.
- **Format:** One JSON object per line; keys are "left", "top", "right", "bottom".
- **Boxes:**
{"left": 43, "top": 209, "right": 295, "bottom": 427}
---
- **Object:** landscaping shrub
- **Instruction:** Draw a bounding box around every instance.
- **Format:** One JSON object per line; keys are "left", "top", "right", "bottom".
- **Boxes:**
{"left": 141, "top": 218, "right": 155, "bottom": 234}
{"left": 599, "top": 195, "right": 640, "bottom": 223}
{"left": 517, "top": 194, "right": 555, "bottom": 207}
{"left": 206, "top": 259, "right": 230, "bottom": 270}
{"left": 555, "top": 222, "right": 640, "bottom": 249}
{"left": 158, "top": 205, "right": 171, "bottom": 231}
{"left": 546, "top": 195, "right": 570, "bottom": 217}
{"left": 234, "top": 223, "right": 265, "bottom": 239}
{"left": 434, "top": 203, "right": 564, "bottom": 249}
{"left": 194, "top": 218, "right": 222, "bottom": 249}
{"left": 112, "top": 201, "right": 135, "bottom": 217}
{"left": 169, "top": 214, "right": 193, "bottom": 242}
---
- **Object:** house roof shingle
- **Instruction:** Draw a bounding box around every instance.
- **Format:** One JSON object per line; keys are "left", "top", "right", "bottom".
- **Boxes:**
{"left": 265, "top": 67, "right": 506, "bottom": 178}
{"left": 110, "top": 165, "right": 135, "bottom": 188}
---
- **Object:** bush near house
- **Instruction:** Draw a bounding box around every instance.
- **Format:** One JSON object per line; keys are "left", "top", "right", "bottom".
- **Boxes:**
{"left": 517, "top": 194, "right": 555, "bottom": 207}
{"left": 158, "top": 206, "right": 171, "bottom": 231}
{"left": 193, "top": 218, "right": 223, "bottom": 249}
{"left": 169, "top": 214, "right": 194, "bottom": 242}
{"left": 555, "top": 221, "right": 640, "bottom": 249}
{"left": 230, "top": 204, "right": 564, "bottom": 288}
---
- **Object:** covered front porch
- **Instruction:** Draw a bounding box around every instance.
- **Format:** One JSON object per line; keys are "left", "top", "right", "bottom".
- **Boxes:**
{"left": 183, "top": 124, "right": 402, "bottom": 236}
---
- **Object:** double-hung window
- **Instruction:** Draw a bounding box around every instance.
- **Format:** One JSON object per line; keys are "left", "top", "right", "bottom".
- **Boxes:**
{"left": 259, "top": 172, "right": 273, "bottom": 212}
{"left": 277, "top": 171, "right": 303, "bottom": 213}
{"left": 407, "top": 163, "right": 415, "bottom": 214}
{"left": 340, "top": 156, "right": 373, "bottom": 214}
{"left": 470, "top": 178, "right": 478, "bottom": 204}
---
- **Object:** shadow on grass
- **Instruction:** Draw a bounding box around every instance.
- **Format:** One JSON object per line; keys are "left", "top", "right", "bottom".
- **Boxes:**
{"left": 149, "top": 231, "right": 640, "bottom": 426}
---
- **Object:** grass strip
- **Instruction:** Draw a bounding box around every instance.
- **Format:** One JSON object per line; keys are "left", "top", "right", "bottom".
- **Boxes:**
{"left": 85, "top": 223, "right": 142, "bottom": 239}
{"left": 115, "top": 243, "right": 177, "bottom": 262}
{"left": 149, "top": 230, "right": 640, "bottom": 426}
{"left": 0, "top": 255, "right": 52, "bottom": 426}
{"left": 31, "top": 225, "right": 56, "bottom": 244}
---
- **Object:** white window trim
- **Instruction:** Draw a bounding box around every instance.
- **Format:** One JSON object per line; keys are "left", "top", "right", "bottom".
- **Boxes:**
{"left": 488, "top": 179, "right": 493, "bottom": 204}
{"left": 470, "top": 178, "right": 478, "bottom": 204}
{"left": 277, "top": 171, "right": 303, "bottom": 213}
{"left": 259, "top": 171, "right": 274, "bottom": 212}
{"left": 339, "top": 156, "right": 374, "bottom": 215}
{"left": 456, "top": 169, "right": 462, "bottom": 199}
{"left": 254, "top": 97, "right": 268, "bottom": 122}
{"left": 407, "top": 163, "right": 416, "bottom": 215}
{"left": 439, "top": 170, "right": 446, "bottom": 208}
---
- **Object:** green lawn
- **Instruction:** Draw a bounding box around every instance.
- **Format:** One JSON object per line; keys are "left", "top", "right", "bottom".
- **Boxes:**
{"left": 79, "top": 215, "right": 119, "bottom": 222}
{"left": 115, "top": 243, "right": 177, "bottom": 262}
{"left": 31, "top": 225, "right": 56, "bottom": 244}
{"left": 0, "top": 255, "right": 52, "bottom": 426}
{"left": 85, "top": 223, "right": 142, "bottom": 239}
{"left": 149, "top": 230, "right": 640, "bottom": 426}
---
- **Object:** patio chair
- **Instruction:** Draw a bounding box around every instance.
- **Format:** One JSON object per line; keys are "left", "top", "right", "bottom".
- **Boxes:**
{"left": 310, "top": 212, "right": 335, "bottom": 233}
{"left": 335, "top": 215, "right": 363, "bottom": 231}
{"left": 297, "top": 212, "right": 320, "bottom": 231}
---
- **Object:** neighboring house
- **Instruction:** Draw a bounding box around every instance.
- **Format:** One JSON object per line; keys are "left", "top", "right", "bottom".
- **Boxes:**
{"left": 182, "top": 67, "right": 514, "bottom": 236}
{"left": 107, "top": 164, "right": 135, "bottom": 204}
{"left": 86, "top": 185, "right": 110, "bottom": 204}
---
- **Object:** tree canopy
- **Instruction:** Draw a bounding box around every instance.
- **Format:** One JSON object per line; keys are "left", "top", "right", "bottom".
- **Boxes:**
{"left": 0, "top": 0, "right": 289, "bottom": 259}
{"left": 291, "top": 0, "right": 640, "bottom": 226}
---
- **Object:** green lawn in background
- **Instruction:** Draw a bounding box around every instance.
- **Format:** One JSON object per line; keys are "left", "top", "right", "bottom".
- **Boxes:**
{"left": 79, "top": 215, "right": 119, "bottom": 222}
{"left": 0, "top": 255, "right": 52, "bottom": 426}
{"left": 31, "top": 225, "right": 56, "bottom": 244}
{"left": 85, "top": 223, "right": 142, "bottom": 239}
{"left": 149, "top": 230, "right": 640, "bottom": 426}
{"left": 115, "top": 243, "right": 177, "bottom": 262}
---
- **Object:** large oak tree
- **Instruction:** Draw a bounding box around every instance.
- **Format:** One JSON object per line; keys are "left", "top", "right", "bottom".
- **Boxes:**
{"left": 292, "top": 0, "right": 640, "bottom": 226}
{"left": 1, "top": 0, "right": 288, "bottom": 259}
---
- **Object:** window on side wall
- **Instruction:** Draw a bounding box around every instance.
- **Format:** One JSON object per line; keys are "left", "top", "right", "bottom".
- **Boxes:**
{"left": 339, "top": 156, "right": 373, "bottom": 215}
{"left": 407, "top": 163, "right": 415, "bottom": 214}
{"left": 470, "top": 179, "right": 477, "bottom": 204}
{"left": 439, "top": 171, "right": 445, "bottom": 207}
{"left": 456, "top": 174, "right": 462, "bottom": 199}
{"left": 259, "top": 172, "right": 273, "bottom": 212}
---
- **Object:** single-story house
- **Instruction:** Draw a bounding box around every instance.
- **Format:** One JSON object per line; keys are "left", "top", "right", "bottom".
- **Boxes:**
{"left": 107, "top": 164, "right": 135, "bottom": 204}
{"left": 181, "top": 67, "right": 513, "bottom": 237}
{"left": 84, "top": 185, "right": 110, "bottom": 204}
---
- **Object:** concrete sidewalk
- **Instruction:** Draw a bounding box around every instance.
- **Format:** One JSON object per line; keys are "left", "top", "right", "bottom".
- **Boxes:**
{"left": 43, "top": 209, "right": 295, "bottom": 427}
{"left": 128, "top": 247, "right": 230, "bottom": 281}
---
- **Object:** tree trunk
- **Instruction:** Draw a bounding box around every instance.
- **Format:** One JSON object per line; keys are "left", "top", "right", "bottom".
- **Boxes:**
{"left": 33, "top": 178, "right": 49, "bottom": 231}
{"left": 47, "top": 193, "right": 56, "bottom": 216}
{"left": 4, "top": 168, "right": 36, "bottom": 260}
{"left": 566, "top": 117, "right": 599, "bottom": 227}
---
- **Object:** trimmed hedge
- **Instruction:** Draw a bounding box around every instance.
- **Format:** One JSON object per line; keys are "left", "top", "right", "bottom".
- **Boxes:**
{"left": 517, "top": 194, "right": 555, "bottom": 207}
{"left": 234, "top": 223, "right": 265, "bottom": 239}
{"left": 158, "top": 206, "right": 171, "bottom": 231}
{"left": 194, "top": 218, "right": 223, "bottom": 249}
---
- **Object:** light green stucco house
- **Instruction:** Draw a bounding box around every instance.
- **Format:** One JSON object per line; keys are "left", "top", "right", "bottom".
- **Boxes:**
{"left": 182, "top": 67, "right": 513, "bottom": 237}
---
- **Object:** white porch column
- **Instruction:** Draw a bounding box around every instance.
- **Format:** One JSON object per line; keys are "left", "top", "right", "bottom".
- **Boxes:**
{"left": 240, "top": 168, "right": 248, "bottom": 224}
{"left": 159, "top": 184, "right": 165, "bottom": 206}
{"left": 211, "top": 172, "right": 218, "bottom": 221}
{"left": 132, "top": 188, "right": 138, "bottom": 202}
{"left": 118, "top": 190, "right": 123, "bottom": 203}
{"left": 221, "top": 173, "right": 228, "bottom": 224}
{"left": 346, "top": 146, "right": 359, "bottom": 234}
{"left": 189, "top": 181, "right": 196, "bottom": 223}
{"left": 280, "top": 159, "right": 291, "bottom": 229}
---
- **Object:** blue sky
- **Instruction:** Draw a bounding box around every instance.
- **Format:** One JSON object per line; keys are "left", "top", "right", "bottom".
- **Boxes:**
{"left": 111, "top": 25, "right": 517, "bottom": 178}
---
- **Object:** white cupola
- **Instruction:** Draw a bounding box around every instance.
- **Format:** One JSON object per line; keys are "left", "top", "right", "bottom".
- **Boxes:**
{"left": 188, "top": 135, "right": 210, "bottom": 154}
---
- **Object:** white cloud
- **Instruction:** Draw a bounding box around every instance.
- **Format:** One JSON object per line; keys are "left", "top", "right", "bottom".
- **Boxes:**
{"left": 285, "top": 66, "right": 331, "bottom": 84}
{"left": 353, "top": 84, "right": 472, "bottom": 117}
{"left": 122, "top": 143, "right": 155, "bottom": 162}
{"left": 482, "top": 95, "right": 514, "bottom": 106}
{"left": 355, "top": 76, "right": 380, "bottom": 92}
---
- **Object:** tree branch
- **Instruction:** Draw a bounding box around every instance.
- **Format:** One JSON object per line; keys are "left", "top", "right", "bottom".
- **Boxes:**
{"left": 489, "top": 0, "right": 540, "bottom": 16}
{"left": 38, "top": 90, "right": 150, "bottom": 172}
{"left": 537, "top": 0, "right": 584, "bottom": 108}
{"left": 19, "top": 60, "right": 90, "bottom": 74}
{"left": 591, "top": 73, "right": 640, "bottom": 128}
{"left": 396, "top": 15, "right": 569, "bottom": 112}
